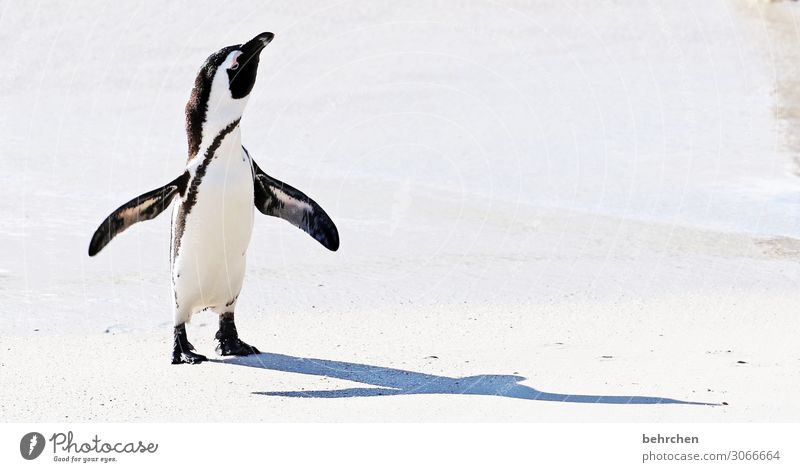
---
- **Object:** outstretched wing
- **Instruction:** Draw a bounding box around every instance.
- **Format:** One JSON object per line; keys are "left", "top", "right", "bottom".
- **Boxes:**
{"left": 252, "top": 159, "right": 339, "bottom": 251}
{"left": 88, "top": 172, "right": 190, "bottom": 256}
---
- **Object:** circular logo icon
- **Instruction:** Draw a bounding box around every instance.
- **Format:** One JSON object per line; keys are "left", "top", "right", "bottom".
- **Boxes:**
{"left": 20, "top": 432, "right": 45, "bottom": 460}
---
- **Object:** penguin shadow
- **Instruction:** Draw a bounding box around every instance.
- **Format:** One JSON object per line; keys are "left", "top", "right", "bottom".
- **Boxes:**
{"left": 211, "top": 353, "right": 714, "bottom": 405}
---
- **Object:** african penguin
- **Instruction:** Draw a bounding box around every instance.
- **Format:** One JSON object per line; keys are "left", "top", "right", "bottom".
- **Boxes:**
{"left": 88, "top": 32, "right": 339, "bottom": 364}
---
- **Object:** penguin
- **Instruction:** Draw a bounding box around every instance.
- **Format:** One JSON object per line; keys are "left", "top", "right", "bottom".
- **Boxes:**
{"left": 87, "top": 32, "right": 339, "bottom": 365}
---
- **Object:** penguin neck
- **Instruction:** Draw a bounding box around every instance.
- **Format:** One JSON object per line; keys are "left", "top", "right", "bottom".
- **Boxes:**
{"left": 194, "top": 117, "right": 242, "bottom": 162}
{"left": 189, "top": 90, "right": 248, "bottom": 160}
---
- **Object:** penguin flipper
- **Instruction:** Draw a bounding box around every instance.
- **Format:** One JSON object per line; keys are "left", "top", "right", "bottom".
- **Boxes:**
{"left": 88, "top": 172, "right": 190, "bottom": 256}
{"left": 252, "top": 160, "right": 339, "bottom": 251}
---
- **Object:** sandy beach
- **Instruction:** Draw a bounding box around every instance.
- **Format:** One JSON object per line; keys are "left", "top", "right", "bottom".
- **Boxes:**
{"left": 1, "top": 0, "right": 799, "bottom": 422}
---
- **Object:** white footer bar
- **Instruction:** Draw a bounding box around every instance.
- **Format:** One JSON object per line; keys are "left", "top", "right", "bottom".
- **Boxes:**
{"left": 1, "top": 423, "right": 797, "bottom": 471}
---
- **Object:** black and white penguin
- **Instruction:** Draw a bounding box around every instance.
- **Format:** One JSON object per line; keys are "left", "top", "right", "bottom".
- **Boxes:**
{"left": 88, "top": 32, "right": 339, "bottom": 364}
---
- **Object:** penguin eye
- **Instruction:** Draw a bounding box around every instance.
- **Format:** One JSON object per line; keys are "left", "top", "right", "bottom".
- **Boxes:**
{"left": 229, "top": 51, "right": 243, "bottom": 71}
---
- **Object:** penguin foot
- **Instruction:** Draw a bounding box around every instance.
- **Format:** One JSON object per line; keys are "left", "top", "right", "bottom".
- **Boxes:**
{"left": 215, "top": 337, "right": 260, "bottom": 356}
{"left": 172, "top": 323, "right": 207, "bottom": 365}
{"left": 172, "top": 350, "right": 208, "bottom": 365}
{"left": 215, "top": 316, "right": 260, "bottom": 356}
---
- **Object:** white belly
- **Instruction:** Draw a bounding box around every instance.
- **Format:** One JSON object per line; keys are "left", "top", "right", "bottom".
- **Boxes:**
{"left": 171, "top": 145, "right": 254, "bottom": 317}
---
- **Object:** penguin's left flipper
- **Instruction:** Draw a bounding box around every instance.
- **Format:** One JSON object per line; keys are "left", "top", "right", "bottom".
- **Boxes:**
{"left": 88, "top": 172, "right": 190, "bottom": 256}
{"left": 252, "top": 160, "right": 340, "bottom": 251}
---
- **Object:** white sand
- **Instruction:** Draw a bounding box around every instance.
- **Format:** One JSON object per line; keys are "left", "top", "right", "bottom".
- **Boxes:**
{"left": 1, "top": 0, "right": 799, "bottom": 421}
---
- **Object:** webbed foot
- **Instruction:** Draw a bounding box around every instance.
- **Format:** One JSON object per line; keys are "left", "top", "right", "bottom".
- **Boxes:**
{"left": 215, "top": 315, "right": 260, "bottom": 356}
{"left": 172, "top": 323, "right": 207, "bottom": 365}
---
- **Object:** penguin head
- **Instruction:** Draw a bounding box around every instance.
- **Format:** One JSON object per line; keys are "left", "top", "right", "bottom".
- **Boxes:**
{"left": 185, "top": 32, "right": 274, "bottom": 156}
{"left": 223, "top": 32, "right": 274, "bottom": 99}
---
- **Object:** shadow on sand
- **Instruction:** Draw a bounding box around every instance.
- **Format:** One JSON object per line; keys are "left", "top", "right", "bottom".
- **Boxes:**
{"left": 212, "top": 353, "right": 713, "bottom": 405}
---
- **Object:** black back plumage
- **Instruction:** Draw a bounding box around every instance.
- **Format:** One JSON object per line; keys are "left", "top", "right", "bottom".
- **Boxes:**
{"left": 184, "top": 46, "right": 238, "bottom": 158}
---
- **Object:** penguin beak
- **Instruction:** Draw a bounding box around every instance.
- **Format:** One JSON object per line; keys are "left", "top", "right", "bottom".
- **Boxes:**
{"left": 235, "top": 32, "right": 273, "bottom": 72}
{"left": 243, "top": 32, "right": 274, "bottom": 55}
{"left": 255, "top": 32, "right": 274, "bottom": 46}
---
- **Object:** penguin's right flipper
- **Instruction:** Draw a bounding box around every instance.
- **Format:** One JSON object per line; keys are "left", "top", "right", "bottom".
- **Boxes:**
{"left": 252, "top": 160, "right": 340, "bottom": 251}
{"left": 88, "top": 172, "right": 190, "bottom": 256}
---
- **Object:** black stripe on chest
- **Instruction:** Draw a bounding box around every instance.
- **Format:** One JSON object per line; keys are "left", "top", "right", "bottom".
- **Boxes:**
{"left": 172, "top": 119, "right": 241, "bottom": 260}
